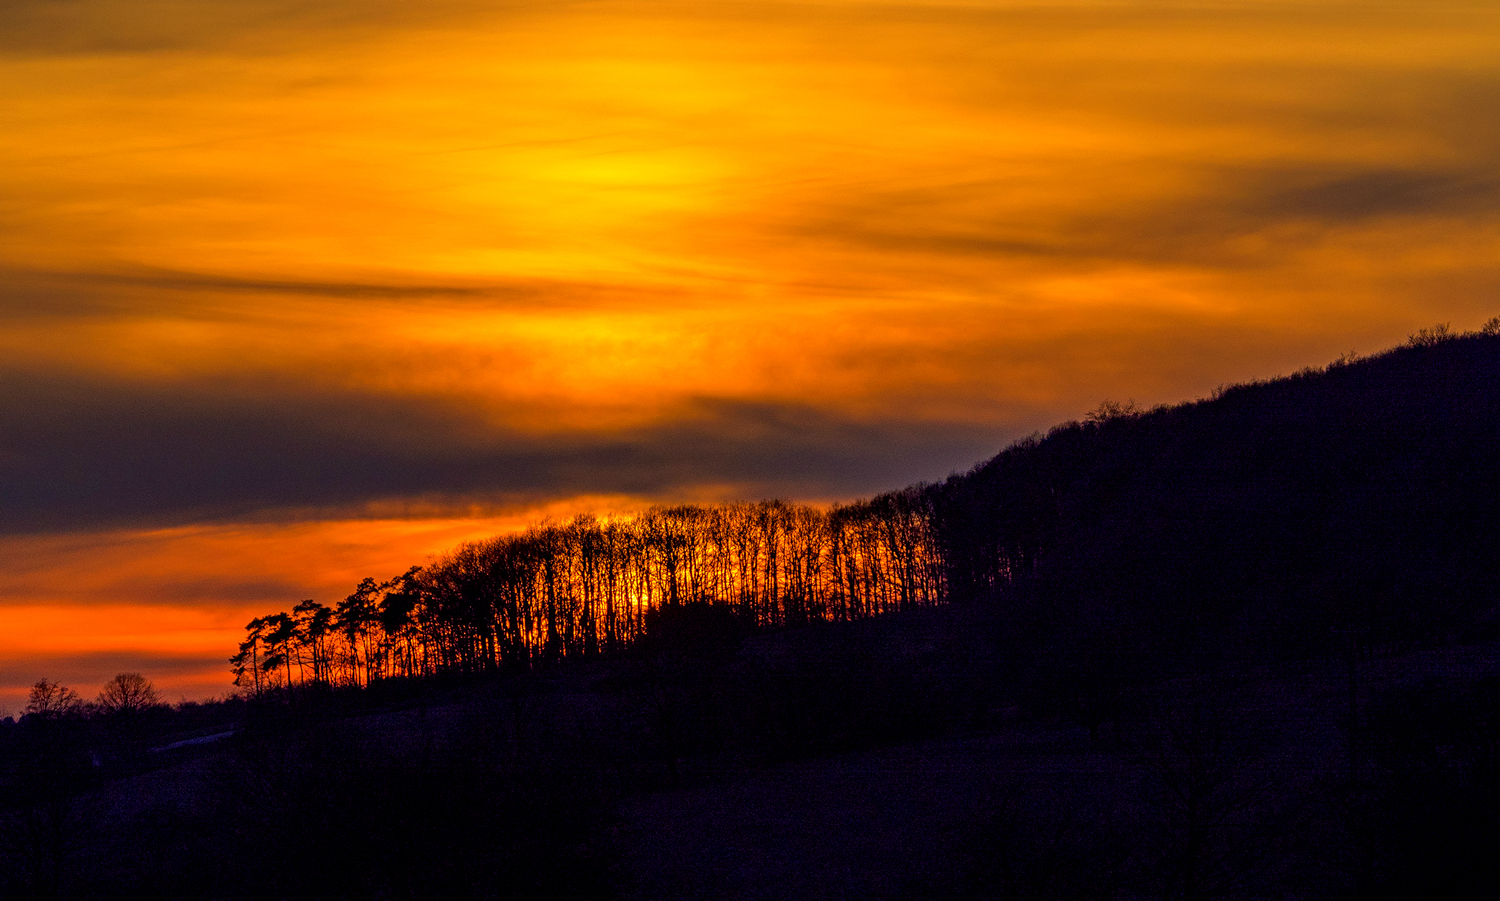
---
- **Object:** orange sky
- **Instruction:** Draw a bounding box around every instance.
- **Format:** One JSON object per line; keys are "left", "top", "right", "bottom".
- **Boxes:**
{"left": 3, "top": 0, "right": 1499, "bottom": 712}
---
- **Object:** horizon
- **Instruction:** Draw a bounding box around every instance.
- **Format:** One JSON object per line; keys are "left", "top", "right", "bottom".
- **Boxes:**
{"left": 4, "top": 0, "right": 1500, "bottom": 712}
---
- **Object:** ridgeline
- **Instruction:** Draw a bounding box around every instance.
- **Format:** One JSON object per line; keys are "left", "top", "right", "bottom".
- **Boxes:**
{"left": 235, "top": 321, "right": 1500, "bottom": 691}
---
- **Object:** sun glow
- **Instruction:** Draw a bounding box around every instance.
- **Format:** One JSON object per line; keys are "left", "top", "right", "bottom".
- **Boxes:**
{"left": 3, "top": 0, "right": 1499, "bottom": 701}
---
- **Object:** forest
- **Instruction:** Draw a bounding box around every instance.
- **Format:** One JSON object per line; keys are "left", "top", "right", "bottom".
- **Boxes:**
{"left": 231, "top": 495, "right": 944, "bottom": 692}
{"left": 5, "top": 323, "right": 1500, "bottom": 900}
{"left": 235, "top": 319, "right": 1500, "bottom": 694}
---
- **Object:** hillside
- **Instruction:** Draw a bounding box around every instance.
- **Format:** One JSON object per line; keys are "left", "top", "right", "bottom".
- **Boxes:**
{"left": 224, "top": 324, "right": 1500, "bottom": 696}
{"left": 5, "top": 325, "right": 1500, "bottom": 900}
{"left": 935, "top": 325, "right": 1500, "bottom": 656}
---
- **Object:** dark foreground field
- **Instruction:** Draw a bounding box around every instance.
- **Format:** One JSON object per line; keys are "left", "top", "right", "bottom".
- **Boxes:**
{"left": 4, "top": 600, "right": 1498, "bottom": 901}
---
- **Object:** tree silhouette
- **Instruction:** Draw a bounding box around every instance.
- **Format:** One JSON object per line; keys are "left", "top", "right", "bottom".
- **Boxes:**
{"left": 22, "top": 680, "right": 83, "bottom": 720}
{"left": 261, "top": 612, "right": 296, "bottom": 690}
{"left": 292, "top": 599, "right": 334, "bottom": 685}
{"left": 231, "top": 616, "right": 267, "bottom": 695}
{"left": 95, "top": 673, "right": 160, "bottom": 715}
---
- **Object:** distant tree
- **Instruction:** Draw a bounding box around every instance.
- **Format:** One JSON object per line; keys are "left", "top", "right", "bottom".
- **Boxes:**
{"left": 337, "top": 578, "right": 384, "bottom": 685}
{"left": 232, "top": 616, "right": 268, "bottom": 695}
{"left": 1085, "top": 398, "right": 1141, "bottom": 425}
{"left": 262, "top": 612, "right": 297, "bottom": 689}
{"left": 379, "top": 568, "right": 425, "bottom": 678}
{"left": 22, "top": 679, "right": 83, "bottom": 720}
{"left": 95, "top": 673, "right": 160, "bottom": 715}
{"left": 1407, "top": 322, "right": 1453, "bottom": 347}
{"left": 292, "top": 599, "right": 334, "bottom": 684}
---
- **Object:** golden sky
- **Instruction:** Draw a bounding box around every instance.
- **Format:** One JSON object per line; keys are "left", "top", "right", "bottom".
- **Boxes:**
{"left": 3, "top": 0, "right": 1499, "bottom": 710}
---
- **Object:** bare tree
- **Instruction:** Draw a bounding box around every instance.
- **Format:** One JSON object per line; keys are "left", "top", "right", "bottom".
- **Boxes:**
{"left": 22, "top": 680, "right": 83, "bottom": 720}
{"left": 95, "top": 673, "right": 160, "bottom": 715}
{"left": 1407, "top": 322, "right": 1453, "bottom": 347}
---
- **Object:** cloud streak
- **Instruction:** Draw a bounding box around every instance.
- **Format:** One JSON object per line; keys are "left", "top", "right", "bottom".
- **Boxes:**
{"left": 792, "top": 159, "right": 1500, "bottom": 271}
{"left": 0, "top": 370, "right": 1012, "bottom": 534}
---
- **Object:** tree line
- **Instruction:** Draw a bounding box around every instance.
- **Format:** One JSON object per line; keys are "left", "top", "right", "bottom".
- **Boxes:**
{"left": 232, "top": 495, "right": 960, "bottom": 692}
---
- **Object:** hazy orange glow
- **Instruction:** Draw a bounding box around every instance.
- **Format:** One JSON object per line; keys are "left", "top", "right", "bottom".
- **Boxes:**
{"left": 0, "top": 498, "right": 654, "bottom": 712}
{"left": 3, "top": 0, "right": 1499, "bottom": 704}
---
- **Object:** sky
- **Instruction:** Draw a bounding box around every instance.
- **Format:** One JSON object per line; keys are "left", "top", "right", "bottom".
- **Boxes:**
{"left": 2, "top": 0, "right": 1499, "bottom": 712}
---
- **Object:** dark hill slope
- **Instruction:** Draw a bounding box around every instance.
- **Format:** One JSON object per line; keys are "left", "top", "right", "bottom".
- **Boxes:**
{"left": 934, "top": 330, "right": 1500, "bottom": 659}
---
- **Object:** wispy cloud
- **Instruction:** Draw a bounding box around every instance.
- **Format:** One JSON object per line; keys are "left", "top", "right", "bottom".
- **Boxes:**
{"left": 0, "top": 370, "right": 1013, "bottom": 533}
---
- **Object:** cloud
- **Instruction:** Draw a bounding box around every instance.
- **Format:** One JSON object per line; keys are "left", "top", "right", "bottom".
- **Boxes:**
{"left": 0, "top": 0, "right": 534, "bottom": 57}
{"left": 136, "top": 576, "right": 312, "bottom": 604}
{"left": 0, "top": 649, "right": 215, "bottom": 685}
{"left": 1245, "top": 166, "right": 1499, "bottom": 222}
{"left": 4, "top": 0, "right": 1498, "bottom": 534}
{"left": 0, "top": 268, "right": 481, "bottom": 322}
{"left": 792, "top": 159, "right": 1500, "bottom": 272}
{"left": 0, "top": 370, "right": 1012, "bottom": 534}
{"left": 0, "top": 266, "right": 708, "bottom": 325}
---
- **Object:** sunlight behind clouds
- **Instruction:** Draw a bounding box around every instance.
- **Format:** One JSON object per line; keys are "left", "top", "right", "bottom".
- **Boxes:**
{"left": 2, "top": 0, "right": 1499, "bottom": 697}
